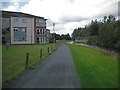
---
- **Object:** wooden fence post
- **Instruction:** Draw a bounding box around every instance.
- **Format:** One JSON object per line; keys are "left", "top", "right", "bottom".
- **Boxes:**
{"left": 26, "top": 52, "right": 29, "bottom": 69}
{"left": 40, "top": 48, "right": 42, "bottom": 61}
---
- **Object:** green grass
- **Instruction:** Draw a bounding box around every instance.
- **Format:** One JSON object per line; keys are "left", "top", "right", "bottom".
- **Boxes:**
{"left": 74, "top": 42, "right": 87, "bottom": 44}
{"left": 68, "top": 44, "right": 118, "bottom": 88}
{"left": 2, "top": 44, "right": 55, "bottom": 82}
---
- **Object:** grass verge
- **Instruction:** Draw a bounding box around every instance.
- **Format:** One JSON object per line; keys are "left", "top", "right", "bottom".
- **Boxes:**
{"left": 68, "top": 44, "right": 118, "bottom": 88}
{"left": 2, "top": 44, "right": 55, "bottom": 83}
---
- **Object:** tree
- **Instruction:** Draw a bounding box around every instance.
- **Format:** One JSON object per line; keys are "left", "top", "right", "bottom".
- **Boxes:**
{"left": 89, "top": 19, "right": 98, "bottom": 36}
{"left": 103, "top": 16, "right": 107, "bottom": 23}
{"left": 56, "top": 34, "right": 62, "bottom": 40}
{"left": 65, "top": 33, "right": 71, "bottom": 40}
{"left": 71, "top": 15, "right": 120, "bottom": 50}
{"left": 61, "top": 33, "right": 71, "bottom": 40}
{"left": 107, "top": 15, "right": 116, "bottom": 23}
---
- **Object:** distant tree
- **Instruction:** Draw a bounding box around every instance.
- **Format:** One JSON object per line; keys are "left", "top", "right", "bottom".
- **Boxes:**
{"left": 60, "top": 33, "right": 71, "bottom": 40}
{"left": 56, "top": 34, "right": 62, "bottom": 40}
{"left": 103, "top": 16, "right": 107, "bottom": 23}
{"left": 71, "top": 15, "right": 119, "bottom": 50}
{"left": 107, "top": 15, "right": 116, "bottom": 23}
{"left": 65, "top": 33, "right": 71, "bottom": 40}
{"left": 89, "top": 19, "right": 98, "bottom": 36}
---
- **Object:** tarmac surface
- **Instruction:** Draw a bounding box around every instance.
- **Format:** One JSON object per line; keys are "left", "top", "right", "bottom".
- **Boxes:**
{"left": 12, "top": 44, "right": 80, "bottom": 88}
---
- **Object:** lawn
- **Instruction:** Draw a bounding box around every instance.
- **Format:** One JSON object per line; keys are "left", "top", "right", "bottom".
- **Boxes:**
{"left": 68, "top": 44, "right": 118, "bottom": 88}
{"left": 2, "top": 44, "right": 55, "bottom": 82}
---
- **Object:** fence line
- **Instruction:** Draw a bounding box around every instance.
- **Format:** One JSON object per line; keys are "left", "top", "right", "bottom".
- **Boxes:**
{"left": 25, "top": 43, "right": 60, "bottom": 68}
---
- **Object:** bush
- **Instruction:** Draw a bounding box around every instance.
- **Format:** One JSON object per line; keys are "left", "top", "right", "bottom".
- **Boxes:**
{"left": 115, "top": 40, "right": 120, "bottom": 51}
{"left": 87, "top": 36, "right": 98, "bottom": 46}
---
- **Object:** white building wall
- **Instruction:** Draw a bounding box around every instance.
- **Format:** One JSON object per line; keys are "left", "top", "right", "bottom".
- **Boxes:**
{"left": 11, "top": 17, "right": 34, "bottom": 44}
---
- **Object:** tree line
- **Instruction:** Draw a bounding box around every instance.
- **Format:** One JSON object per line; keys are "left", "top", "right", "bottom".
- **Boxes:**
{"left": 72, "top": 15, "right": 120, "bottom": 51}
{"left": 49, "top": 33, "right": 71, "bottom": 43}
{"left": 56, "top": 33, "right": 71, "bottom": 40}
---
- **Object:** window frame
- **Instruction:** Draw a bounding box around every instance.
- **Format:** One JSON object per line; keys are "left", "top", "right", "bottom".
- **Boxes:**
{"left": 14, "top": 27, "right": 27, "bottom": 41}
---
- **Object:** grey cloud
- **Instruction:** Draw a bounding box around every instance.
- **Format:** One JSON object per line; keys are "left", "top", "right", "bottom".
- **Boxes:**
{"left": 46, "top": 18, "right": 55, "bottom": 27}
{"left": 55, "top": 24, "right": 66, "bottom": 32}
{"left": 59, "top": 15, "right": 88, "bottom": 23}
{"left": 1, "top": 0, "right": 29, "bottom": 9}
{"left": 118, "top": 1, "right": 120, "bottom": 16}
{"left": 19, "top": 2, "right": 29, "bottom": 8}
{"left": 93, "top": 1, "right": 118, "bottom": 19}
{"left": 1, "top": 2, "right": 11, "bottom": 9}
{"left": 47, "top": 19, "right": 66, "bottom": 33}
{"left": 47, "top": 18, "right": 61, "bottom": 27}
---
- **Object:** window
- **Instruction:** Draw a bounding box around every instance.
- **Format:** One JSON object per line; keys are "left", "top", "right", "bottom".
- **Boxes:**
{"left": 44, "top": 29, "right": 46, "bottom": 35}
{"left": 40, "top": 29, "right": 42, "bottom": 35}
{"left": 43, "top": 29, "right": 44, "bottom": 35}
{"left": 36, "top": 28, "right": 44, "bottom": 35}
{"left": 22, "top": 18, "right": 27, "bottom": 23}
{"left": 37, "top": 37, "right": 39, "bottom": 43}
{"left": 40, "top": 22, "right": 42, "bottom": 26}
{"left": 41, "top": 37, "right": 42, "bottom": 43}
{"left": 43, "top": 20, "right": 45, "bottom": 26}
{"left": 36, "top": 19, "right": 41, "bottom": 26}
{"left": 14, "top": 18, "right": 18, "bottom": 23}
{"left": 36, "top": 19, "right": 46, "bottom": 26}
{"left": 14, "top": 27, "right": 27, "bottom": 41}
{"left": 36, "top": 28, "right": 40, "bottom": 35}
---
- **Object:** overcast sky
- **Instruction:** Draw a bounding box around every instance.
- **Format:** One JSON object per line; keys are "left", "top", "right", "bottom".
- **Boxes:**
{"left": 1, "top": 0, "right": 119, "bottom": 35}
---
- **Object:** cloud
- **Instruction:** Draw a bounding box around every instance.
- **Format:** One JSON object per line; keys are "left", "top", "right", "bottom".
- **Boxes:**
{"left": 1, "top": 2, "right": 11, "bottom": 9}
{"left": 119, "top": 1, "right": 120, "bottom": 18}
{"left": 1, "top": 0, "right": 29, "bottom": 11}
{"left": 93, "top": 0, "right": 119, "bottom": 19}
{"left": 67, "top": 0, "right": 74, "bottom": 3}
{"left": 59, "top": 15, "right": 88, "bottom": 23}
{"left": 2, "top": 0, "right": 119, "bottom": 35}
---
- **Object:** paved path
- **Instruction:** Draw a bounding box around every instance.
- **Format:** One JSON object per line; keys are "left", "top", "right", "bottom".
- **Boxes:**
{"left": 12, "top": 44, "right": 80, "bottom": 88}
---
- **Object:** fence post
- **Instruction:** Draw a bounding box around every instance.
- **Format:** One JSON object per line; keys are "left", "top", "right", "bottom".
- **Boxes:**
{"left": 40, "top": 48, "right": 42, "bottom": 61}
{"left": 26, "top": 52, "right": 29, "bottom": 69}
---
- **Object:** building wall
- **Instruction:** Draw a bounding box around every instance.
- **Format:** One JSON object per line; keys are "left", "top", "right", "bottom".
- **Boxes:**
{"left": 11, "top": 17, "right": 34, "bottom": 44}
{"left": 34, "top": 17, "right": 47, "bottom": 44}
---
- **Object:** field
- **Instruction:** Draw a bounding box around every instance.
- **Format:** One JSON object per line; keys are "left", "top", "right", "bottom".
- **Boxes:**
{"left": 2, "top": 44, "right": 55, "bottom": 82}
{"left": 68, "top": 44, "right": 118, "bottom": 88}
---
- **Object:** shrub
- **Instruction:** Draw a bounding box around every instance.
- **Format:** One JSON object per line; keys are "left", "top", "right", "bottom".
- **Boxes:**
{"left": 87, "top": 36, "right": 98, "bottom": 46}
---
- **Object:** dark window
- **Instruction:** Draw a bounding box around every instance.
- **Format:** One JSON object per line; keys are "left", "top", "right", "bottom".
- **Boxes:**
{"left": 36, "top": 28, "right": 40, "bottom": 35}
{"left": 37, "top": 32, "right": 39, "bottom": 35}
{"left": 37, "top": 37, "right": 39, "bottom": 43}
{"left": 14, "top": 27, "right": 27, "bottom": 41}
{"left": 40, "top": 29, "right": 42, "bottom": 34}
